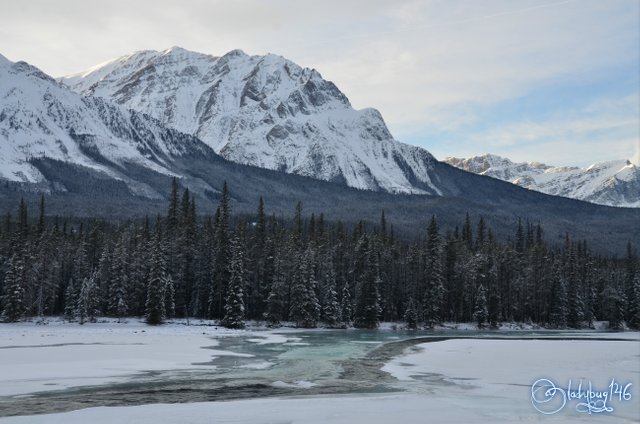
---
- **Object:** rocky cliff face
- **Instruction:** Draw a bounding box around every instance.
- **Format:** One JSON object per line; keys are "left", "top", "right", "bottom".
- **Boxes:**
{"left": 60, "top": 47, "right": 442, "bottom": 194}
{"left": 0, "top": 53, "right": 213, "bottom": 198}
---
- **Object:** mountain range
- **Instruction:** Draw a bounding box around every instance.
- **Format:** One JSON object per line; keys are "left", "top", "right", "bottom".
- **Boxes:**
{"left": 444, "top": 154, "right": 640, "bottom": 208}
{"left": 0, "top": 48, "right": 638, "bottom": 254}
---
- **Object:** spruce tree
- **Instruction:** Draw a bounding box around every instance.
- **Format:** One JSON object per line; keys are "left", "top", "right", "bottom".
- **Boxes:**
{"left": 340, "top": 281, "right": 352, "bottom": 326}
{"left": 264, "top": 281, "right": 284, "bottom": 326}
{"left": 404, "top": 297, "right": 418, "bottom": 329}
{"left": 473, "top": 284, "right": 488, "bottom": 328}
{"left": 64, "top": 278, "right": 78, "bottom": 321}
{"left": 354, "top": 241, "right": 382, "bottom": 329}
{"left": 289, "top": 249, "right": 320, "bottom": 328}
{"left": 322, "top": 281, "right": 341, "bottom": 328}
{"left": 549, "top": 268, "right": 568, "bottom": 328}
{"left": 221, "top": 238, "right": 246, "bottom": 329}
{"left": 77, "top": 272, "right": 99, "bottom": 324}
{"left": 1, "top": 255, "right": 26, "bottom": 322}
{"left": 422, "top": 216, "right": 445, "bottom": 328}
{"left": 211, "top": 182, "right": 231, "bottom": 319}
{"left": 108, "top": 238, "right": 129, "bottom": 319}
{"left": 145, "top": 225, "right": 166, "bottom": 325}
{"left": 601, "top": 284, "right": 625, "bottom": 330}
{"left": 164, "top": 274, "right": 176, "bottom": 319}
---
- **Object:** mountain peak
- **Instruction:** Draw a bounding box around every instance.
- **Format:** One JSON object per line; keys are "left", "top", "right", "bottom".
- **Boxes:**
{"left": 163, "top": 46, "right": 188, "bottom": 53}
{"left": 224, "top": 48, "right": 248, "bottom": 57}
{"left": 58, "top": 47, "right": 442, "bottom": 194}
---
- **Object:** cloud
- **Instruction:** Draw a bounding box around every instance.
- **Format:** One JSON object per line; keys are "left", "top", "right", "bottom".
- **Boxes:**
{"left": 448, "top": 94, "right": 640, "bottom": 166}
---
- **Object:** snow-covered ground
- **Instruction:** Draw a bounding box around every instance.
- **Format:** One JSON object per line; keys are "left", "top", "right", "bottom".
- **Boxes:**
{"left": 0, "top": 319, "right": 638, "bottom": 423}
{"left": 384, "top": 338, "right": 640, "bottom": 422}
{"left": 0, "top": 318, "right": 295, "bottom": 396}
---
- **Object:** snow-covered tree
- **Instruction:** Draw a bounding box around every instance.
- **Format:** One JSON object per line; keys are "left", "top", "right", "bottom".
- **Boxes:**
{"left": 289, "top": 249, "right": 320, "bottom": 328}
{"left": 601, "top": 284, "right": 625, "bottom": 330}
{"left": 221, "top": 238, "right": 246, "bottom": 329}
{"left": 404, "top": 297, "right": 418, "bottom": 330}
{"left": 473, "top": 284, "right": 488, "bottom": 328}
{"left": 354, "top": 240, "right": 382, "bottom": 329}
{"left": 264, "top": 258, "right": 286, "bottom": 326}
{"left": 76, "top": 272, "right": 99, "bottom": 324}
{"left": 211, "top": 181, "right": 232, "bottom": 319}
{"left": 422, "top": 216, "right": 445, "bottom": 328}
{"left": 549, "top": 268, "right": 568, "bottom": 328}
{"left": 64, "top": 278, "right": 79, "bottom": 321}
{"left": 340, "top": 281, "right": 352, "bottom": 326}
{"left": 145, "top": 226, "right": 166, "bottom": 325}
{"left": 108, "top": 238, "right": 129, "bottom": 319}
{"left": 1, "top": 255, "right": 26, "bottom": 322}
{"left": 164, "top": 274, "right": 176, "bottom": 319}
{"left": 322, "top": 281, "right": 341, "bottom": 328}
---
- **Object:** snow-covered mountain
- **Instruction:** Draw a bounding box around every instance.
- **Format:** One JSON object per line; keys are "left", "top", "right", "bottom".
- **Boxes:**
{"left": 444, "top": 154, "right": 640, "bottom": 208}
{"left": 59, "top": 47, "right": 441, "bottom": 195}
{"left": 0, "top": 53, "right": 213, "bottom": 198}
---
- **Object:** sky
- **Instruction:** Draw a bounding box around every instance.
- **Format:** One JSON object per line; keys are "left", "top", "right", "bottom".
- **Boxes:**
{"left": 0, "top": 0, "right": 638, "bottom": 167}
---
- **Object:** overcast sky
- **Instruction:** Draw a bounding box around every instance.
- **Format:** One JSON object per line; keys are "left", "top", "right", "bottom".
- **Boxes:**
{"left": 1, "top": 0, "right": 638, "bottom": 166}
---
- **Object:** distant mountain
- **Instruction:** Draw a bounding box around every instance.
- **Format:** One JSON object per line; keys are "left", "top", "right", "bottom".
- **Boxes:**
{"left": 59, "top": 47, "right": 443, "bottom": 195}
{"left": 444, "top": 154, "right": 640, "bottom": 208}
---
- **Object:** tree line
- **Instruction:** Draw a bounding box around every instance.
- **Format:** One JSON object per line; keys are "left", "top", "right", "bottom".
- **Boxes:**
{"left": 1, "top": 178, "right": 639, "bottom": 330}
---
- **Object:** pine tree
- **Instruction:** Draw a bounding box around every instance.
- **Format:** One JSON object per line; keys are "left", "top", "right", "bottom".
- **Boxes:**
{"left": 422, "top": 216, "right": 445, "bottom": 328}
{"left": 322, "top": 281, "right": 341, "bottom": 328}
{"left": 64, "top": 278, "right": 78, "bottom": 321}
{"left": 211, "top": 182, "right": 232, "bottom": 319}
{"left": 566, "top": 276, "right": 584, "bottom": 328}
{"left": 1, "top": 255, "right": 26, "bottom": 322}
{"left": 340, "top": 281, "right": 352, "bottom": 326}
{"left": 289, "top": 249, "right": 320, "bottom": 328}
{"left": 164, "top": 274, "right": 176, "bottom": 319}
{"left": 473, "top": 284, "right": 488, "bottom": 328}
{"left": 145, "top": 225, "right": 166, "bottom": 325}
{"left": 354, "top": 240, "right": 382, "bottom": 329}
{"left": 404, "top": 297, "right": 418, "bottom": 329}
{"left": 264, "top": 253, "right": 286, "bottom": 326}
{"left": 549, "top": 267, "right": 568, "bottom": 328}
{"left": 77, "top": 272, "right": 99, "bottom": 324}
{"left": 601, "top": 284, "right": 625, "bottom": 330}
{"left": 221, "top": 238, "right": 246, "bottom": 329}
{"left": 108, "top": 238, "right": 129, "bottom": 320}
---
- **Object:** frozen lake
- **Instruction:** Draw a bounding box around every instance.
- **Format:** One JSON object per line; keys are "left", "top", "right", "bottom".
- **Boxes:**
{"left": 0, "top": 320, "right": 638, "bottom": 423}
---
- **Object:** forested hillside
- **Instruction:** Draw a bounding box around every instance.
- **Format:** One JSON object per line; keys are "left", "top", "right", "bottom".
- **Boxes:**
{"left": 1, "top": 179, "right": 639, "bottom": 329}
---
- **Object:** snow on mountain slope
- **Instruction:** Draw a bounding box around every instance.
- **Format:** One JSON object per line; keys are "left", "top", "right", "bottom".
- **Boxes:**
{"left": 444, "top": 154, "right": 640, "bottom": 207}
{"left": 60, "top": 47, "right": 441, "bottom": 194}
{"left": 0, "top": 54, "right": 212, "bottom": 197}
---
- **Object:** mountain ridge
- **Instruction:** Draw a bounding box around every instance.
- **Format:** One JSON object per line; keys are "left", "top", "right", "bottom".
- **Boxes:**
{"left": 444, "top": 153, "right": 640, "bottom": 208}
